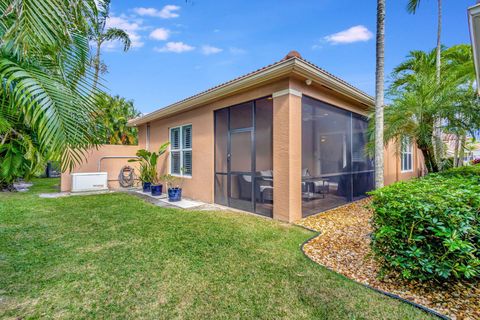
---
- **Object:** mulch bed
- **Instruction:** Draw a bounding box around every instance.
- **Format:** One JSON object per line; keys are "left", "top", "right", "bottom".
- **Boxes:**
{"left": 296, "top": 199, "right": 479, "bottom": 320}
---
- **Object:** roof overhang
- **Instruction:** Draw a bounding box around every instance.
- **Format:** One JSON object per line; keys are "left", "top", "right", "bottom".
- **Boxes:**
{"left": 128, "top": 58, "right": 374, "bottom": 126}
{"left": 468, "top": 3, "right": 480, "bottom": 94}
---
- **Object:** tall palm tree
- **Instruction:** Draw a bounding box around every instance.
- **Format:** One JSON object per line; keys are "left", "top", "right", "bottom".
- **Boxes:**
{"left": 375, "top": 0, "right": 386, "bottom": 188}
{"left": 89, "top": 0, "right": 131, "bottom": 89}
{"left": 407, "top": 0, "right": 443, "bottom": 168}
{"left": 0, "top": 0, "right": 101, "bottom": 171}
{"left": 382, "top": 47, "right": 479, "bottom": 173}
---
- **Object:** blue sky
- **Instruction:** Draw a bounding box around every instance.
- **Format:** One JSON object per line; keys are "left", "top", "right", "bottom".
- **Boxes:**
{"left": 101, "top": 0, "right": 473, "bottom": 114}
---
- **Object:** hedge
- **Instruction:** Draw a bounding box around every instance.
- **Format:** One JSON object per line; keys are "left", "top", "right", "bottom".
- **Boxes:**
{"left": 369, "top": 165, "right": 480, "bottom": 280}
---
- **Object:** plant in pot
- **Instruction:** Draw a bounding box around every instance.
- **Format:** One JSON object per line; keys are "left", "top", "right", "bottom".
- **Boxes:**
{"left": 150, "top": 173, "right": 163, "bottom": 196}
{"left": 162, "top": 173, "right": 182, "bottom": 202}
{"left": 129, "top": 142, "right": 169, "bottom": 193}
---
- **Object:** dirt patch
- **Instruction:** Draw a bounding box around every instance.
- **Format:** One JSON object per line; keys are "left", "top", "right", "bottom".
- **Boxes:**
{"left": 297, "top": 199, "right": 479, "bottom": 320}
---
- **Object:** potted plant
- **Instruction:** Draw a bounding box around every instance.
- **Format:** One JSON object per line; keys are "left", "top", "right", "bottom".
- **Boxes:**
{"left": 150, "top": 173, "right": 163, "bottom": 196}
{"left": 129, "top": 142, "right": 169, "bottom": 194}
{"left": 162, "top": 174, "right": 182, "bottom": 202}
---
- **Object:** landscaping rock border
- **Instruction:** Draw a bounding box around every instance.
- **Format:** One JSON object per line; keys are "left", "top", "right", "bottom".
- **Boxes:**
{"left": 295, "top": 199, "right": 479, "bottom": 320}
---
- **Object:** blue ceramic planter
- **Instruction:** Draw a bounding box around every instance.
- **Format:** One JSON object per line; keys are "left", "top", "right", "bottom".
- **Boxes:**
{"left": 142, "top": 182, "right": 151, "bottom": 192}
{"left": 151, "top": 184, "right": 163, "bottom": 196}
{"left": 168, "top": 188, "right": 182, "bottom": 202}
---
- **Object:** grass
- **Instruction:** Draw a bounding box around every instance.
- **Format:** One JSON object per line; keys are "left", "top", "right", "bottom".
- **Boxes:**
{"left": 0, "top": 178, "right": 434, "bottom": 319}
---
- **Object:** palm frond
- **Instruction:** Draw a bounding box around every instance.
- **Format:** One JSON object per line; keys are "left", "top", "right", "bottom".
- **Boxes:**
{"left": 103, "top": 28, "right": 131, "bottom": 51}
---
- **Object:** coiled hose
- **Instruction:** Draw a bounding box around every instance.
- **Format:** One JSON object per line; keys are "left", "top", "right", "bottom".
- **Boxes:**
{"left": 118, "top": 165, "right": 137, "bottom": 188}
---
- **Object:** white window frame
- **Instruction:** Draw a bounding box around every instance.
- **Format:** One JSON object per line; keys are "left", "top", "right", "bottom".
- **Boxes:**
{"left": 401, "top": 137, "right": 414, "bottom": 173}
{"left": 169, "top": 124, "right": 192, "bottom": 178}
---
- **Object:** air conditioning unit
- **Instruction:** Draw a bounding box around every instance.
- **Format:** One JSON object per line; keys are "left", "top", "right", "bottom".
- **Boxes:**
{"left": 71, "top": 172, "right": 108, "bottom": 192}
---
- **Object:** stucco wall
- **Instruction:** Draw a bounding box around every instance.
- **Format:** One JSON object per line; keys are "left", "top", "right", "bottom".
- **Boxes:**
{"left": 137, "top": 79, "right": 291, "bottom": 203}
{"left": 384, "top": 140, "right": 425, "bottom": 186}
{"left": 60, "top": 145, "right": 141, "bottom": 192}
{"left": 62, "top": 76, "right": 424, "bottom": 222}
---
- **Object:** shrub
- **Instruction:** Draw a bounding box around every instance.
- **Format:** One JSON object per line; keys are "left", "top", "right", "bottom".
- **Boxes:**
{"left": 369, "top": 165, "right": 480, "bottom": 281}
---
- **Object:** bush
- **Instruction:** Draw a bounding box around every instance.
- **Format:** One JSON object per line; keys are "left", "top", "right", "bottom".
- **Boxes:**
{"left": 369, "top": 165, "right": 480, "bottom": 280}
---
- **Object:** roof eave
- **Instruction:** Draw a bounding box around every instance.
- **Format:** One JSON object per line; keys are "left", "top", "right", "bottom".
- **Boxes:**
{"left": 292, "top": 61, "right": 374, "bottom": 108}
{"left": 128, "top": 59, "right": 296, "bottom": 126}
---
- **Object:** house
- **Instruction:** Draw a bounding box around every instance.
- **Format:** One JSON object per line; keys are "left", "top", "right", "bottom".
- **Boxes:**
{"left": 61, "top": 51, "right": 424, "bottom": 222}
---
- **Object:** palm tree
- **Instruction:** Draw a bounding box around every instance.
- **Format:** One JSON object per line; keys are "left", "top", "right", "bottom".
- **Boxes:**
{"left": 374, "top": 0, "right": 386, "bottom": 188}
{"left": 89, "top": 0, "right": 131, "bottom": 89}
{"left": 407, "top": 0, "right": 443, "bottom": 167}
{"left": 94, "top": 93, "right": 140, "bottom": 145}
{"left": 383, "top": 46, "right": 479, "bottom": 173}
{"left": 0, "top": 0, "right": 100, "bottom": 171}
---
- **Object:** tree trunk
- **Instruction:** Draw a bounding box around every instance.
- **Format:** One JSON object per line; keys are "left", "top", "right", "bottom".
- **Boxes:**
{"left": 375, "top": 0, "right": 386, "bottom": 189}
{"left": 92, "top": 41, "right": 102, "bottom": 90}
{"left": 458, "top": 135, "right": 466, "bottom": 167}
{"left": 453, "top": 134, "right": 459, "bottom": 167}
{"left": 432, "top": 0, "right": 443, "bottom": 168}
{"left": 420, "top": 146, "right": 439, "bottom": 173}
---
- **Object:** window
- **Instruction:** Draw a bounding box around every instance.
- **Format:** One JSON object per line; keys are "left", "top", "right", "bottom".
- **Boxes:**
{"left": 170, "top": 125, "right": 192, "bottom": 176}
{"left": 401, "top": 137, "right": 413, "bottom": 172}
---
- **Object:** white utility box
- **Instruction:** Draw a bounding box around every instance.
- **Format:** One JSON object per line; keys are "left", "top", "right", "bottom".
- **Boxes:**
{"left": 71, "top": 172, "right": 108, "bottom": 192}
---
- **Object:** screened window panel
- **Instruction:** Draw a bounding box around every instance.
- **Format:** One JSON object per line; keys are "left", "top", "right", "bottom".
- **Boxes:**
{"left": 215, "top": 109, "right": 228, "bottom": 173}
{"left": 255, "top": 97, "right": 273, "bottom": 172}
{"left": 230, "top": 173, "right": 253, "bottom": 212}
{"left": 231, "top": 131, "right": 252, "bottom": 172}
{"left": 302, "top": 96, "right": 351, "bottom": 176}
{"left": 171, "top": 128, "right": 180, "bottom": 149}
{"left": 171, "top": 151, "right": 181, "bottom": 174}
{"left": 301, "top": 96, "right": 374, "bottom": 217}
{"left": 183, "top": 125, "right": 192, "bottom": 149}
{"left": 183, "top": 150, "right": 192, "bottom": 175}
{"left": 214, "top": 174, "right": 228, "bottom": 206}
{"left": 230, "top": 102, "right": 253, "bottom": 129}
{"left": 352, "top": 115, "right": 373, "bottom": 171}
{"left": 352, "top": 172, "right": 374, "bottom": 200}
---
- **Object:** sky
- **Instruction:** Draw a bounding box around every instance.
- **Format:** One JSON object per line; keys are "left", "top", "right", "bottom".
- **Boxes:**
{"left": 101, "top": 0, "right": 474, "bottom": 114}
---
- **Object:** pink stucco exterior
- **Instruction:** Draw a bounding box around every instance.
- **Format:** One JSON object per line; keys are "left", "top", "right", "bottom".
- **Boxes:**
{"left": 61, "top": 53, "right": 425, "bottom": 221}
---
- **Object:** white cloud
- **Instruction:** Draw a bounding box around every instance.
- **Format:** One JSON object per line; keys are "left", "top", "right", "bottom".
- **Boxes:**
{"left": 154, "top": 42, "right": 195, "bottom": 53}
{"left": 324, "top": 25, "right": 373, "bottom": 44}
{"left": 201, "top": 45, "right": 223, "bottom": 55}
{"left": 134, "top": 5, "right": 180, "bottom": 18}
{"left": 149, "top": 28, "right": 170, "bottom": 41}
{"left": 229, "top": 47, "right": 247, "bottom": 55}
{"left": 105, "top": 15, "right": 145, "bottom": 50}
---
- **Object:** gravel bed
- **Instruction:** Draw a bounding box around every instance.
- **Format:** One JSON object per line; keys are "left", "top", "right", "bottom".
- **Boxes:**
{"left": 297, "top": 199, "right": 479, "bottom": 320}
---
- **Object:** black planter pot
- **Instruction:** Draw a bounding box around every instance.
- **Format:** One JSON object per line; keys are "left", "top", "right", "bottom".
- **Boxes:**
{"left": 142, "top": 182, "right": 152, "bottom": 192}
{"left": 151, "top": 184, "right": 163, "bottom": 196}
{"left": 168, "top": 187, "right": 182, "bottom": 202}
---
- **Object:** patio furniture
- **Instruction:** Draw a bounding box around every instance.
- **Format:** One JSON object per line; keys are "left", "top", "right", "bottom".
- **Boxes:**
{"left": 238, "top": 174, "right": 252, "bottom": 200}
{"left": 302, "top": 176, "right": 330, "bottom": 200}
{"left": 256, "top": 170, "right": 273, "bottom": 203}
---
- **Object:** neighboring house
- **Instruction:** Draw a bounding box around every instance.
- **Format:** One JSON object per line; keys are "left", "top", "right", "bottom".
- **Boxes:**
{"left": 443, "top": 134, "right": 480, "bottom": 162}
{"left": 61, "top": 51, "right": 424, "bottom": 222}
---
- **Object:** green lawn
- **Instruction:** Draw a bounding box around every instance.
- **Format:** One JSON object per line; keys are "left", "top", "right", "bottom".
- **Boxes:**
{"left": 0, "top": 178, "right": 433, "bottom": 319}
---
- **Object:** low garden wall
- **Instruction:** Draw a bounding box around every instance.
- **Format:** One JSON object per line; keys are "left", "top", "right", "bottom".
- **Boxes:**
{"left": 60, "top": 145, "right": 140, "bottom": 192}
